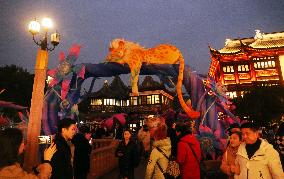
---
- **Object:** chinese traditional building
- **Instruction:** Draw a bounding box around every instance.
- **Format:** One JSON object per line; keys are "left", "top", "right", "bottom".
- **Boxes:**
{"left": 89, "top": 75, "right": 130, "bottom": 113}
{"left": 88, "top": 75, "right": 174, "bottom": 115}
{"left": 208, "top": 30, "right": 284, "bottom": 98}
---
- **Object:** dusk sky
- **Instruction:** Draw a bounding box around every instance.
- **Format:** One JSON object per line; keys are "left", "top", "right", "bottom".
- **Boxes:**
{"left": 1, "top": 0, "right": 284, "bottom": 85}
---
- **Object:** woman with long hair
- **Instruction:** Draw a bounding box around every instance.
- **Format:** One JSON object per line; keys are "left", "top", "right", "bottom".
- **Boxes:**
{"left": 115, "top": 128, "right": 139, "bottom": 179}
{"left": 0, "top": 128, "right": 57, "bottom": 179}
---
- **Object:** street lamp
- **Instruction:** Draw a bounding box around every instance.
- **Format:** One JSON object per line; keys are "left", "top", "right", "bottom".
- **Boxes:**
{"left": 24, "top": 17, "right": 60, "bottom": 171}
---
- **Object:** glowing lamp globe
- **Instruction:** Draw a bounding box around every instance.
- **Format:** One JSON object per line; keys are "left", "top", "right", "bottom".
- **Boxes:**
{"left": 51, "top": 32, "right": 60, "bottom": 46}
{"left": 41, "top": 18, "right": 53, "bottom": 30}
{"left": 28, "top": 20, "right": 40, "bottom": 35}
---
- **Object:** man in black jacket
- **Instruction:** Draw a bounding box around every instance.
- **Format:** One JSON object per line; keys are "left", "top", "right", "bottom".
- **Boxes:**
{"left": 50, "top": 118, "right": 76, "bottom": 179}
{"left": 72, "top": 125, "right": 92, "bottom": 179}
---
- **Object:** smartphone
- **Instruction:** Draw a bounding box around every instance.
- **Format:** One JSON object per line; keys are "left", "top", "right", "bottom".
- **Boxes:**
{"left": 38, "top": 135, "right": 52, "bottom": 145}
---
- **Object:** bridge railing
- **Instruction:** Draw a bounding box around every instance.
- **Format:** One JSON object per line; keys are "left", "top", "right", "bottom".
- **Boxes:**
{"left": 88, "top": 139, "right": 120, "bottom": 179}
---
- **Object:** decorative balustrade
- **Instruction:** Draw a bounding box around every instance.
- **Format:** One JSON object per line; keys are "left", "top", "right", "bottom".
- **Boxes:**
{"left": 88, "top": 139, "right": 120, "bottom": 179}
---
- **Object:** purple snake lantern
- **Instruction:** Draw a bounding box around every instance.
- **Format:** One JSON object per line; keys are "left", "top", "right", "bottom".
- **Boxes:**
{"left": 42, "top": 45, "right": 237, "bottom": 142}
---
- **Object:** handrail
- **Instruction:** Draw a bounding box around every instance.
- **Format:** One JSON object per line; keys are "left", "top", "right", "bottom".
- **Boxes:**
{"left": 88, "top": 139, "right": 120, "bottom": 179}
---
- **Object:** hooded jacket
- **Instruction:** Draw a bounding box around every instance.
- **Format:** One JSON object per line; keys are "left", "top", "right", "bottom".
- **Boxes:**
{"left": 235, "top": 139, "right": 284, "bottom": 179}
{"left": 145, "top": 137, "right": 171, "bottom": 179}
{"left": 177, "top": 134, "right": 201, "bottom": 179}
{"left": 0, "top": 163, "right": 52, "bottom": 179}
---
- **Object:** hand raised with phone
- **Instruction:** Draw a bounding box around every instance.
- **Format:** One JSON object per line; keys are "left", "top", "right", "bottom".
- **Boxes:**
{"left": 43, "top": 142, "right": 57, "bottom": 161}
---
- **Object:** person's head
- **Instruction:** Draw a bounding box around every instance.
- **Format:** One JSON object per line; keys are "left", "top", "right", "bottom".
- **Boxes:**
{"left": 175, "top": 122, "right": 192, "bottom": 137}
{"left": 79, "top": 125, "right": 91, "bottom": 140}
{"left": 0, "top": 128, "right": 24, "bottom": 168}
{"left": 229, "top": 131, "right": 242, "bottom": 148}
{"left": 57, "top": 118, "right": 77, "bottom": 141}
{"left": 142, "top": 124, "right": 149, "bottom": 132}
{"left": 228, "top": 123, "right": 240, "bottom": 135}
{"left": 276, "top": 122, "right": 284, "bottom": 136}
{"left": 123, "top": 128, "right": 132, "bottom": 141}
{"left": 241, "top": 122, "right": 260, "bottom": 144}
{"left": 153, "top": 124, "right": 167, "bottom": 141}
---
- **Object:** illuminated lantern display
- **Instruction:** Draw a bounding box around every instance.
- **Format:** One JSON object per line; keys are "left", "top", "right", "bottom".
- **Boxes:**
{"left": 208, "top": 30, "right": 284, "bottom": 98}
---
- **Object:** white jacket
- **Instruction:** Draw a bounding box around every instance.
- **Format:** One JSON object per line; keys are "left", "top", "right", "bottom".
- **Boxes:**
{"left": 145, "top": 137, "right": 171, "bottom": 179}
{"left": 235, "top": 139, "right": 284, "bottom": 179}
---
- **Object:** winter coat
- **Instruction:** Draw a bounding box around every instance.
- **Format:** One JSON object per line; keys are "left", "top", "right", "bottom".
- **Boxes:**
{"left": 275, "top": 134, "right": 284, "bottom": 169}
{"left": 235, "top": 139, "right": 284, "bottom": 179}
{"left": 145, "top": 137, "right": 171, "bottom": 179}
{"left": 50, "top": 134, "right": 73, "bottom": 179}
{"left": 0, "top": 163, "right": 52, "bottom": 179}
{"left": 220, "top": 145, "right": 239, "bottom": 179}
{"left": 72, "top": 132, "right": 92, "bottom": 177}
{"left": 137, "top": 128, "right": 151, "bottom": 151}
{"left": 177, "top": 134, "right": 201, "bottom": 179}
{"left": 115, "top": 140, "right": 140, "bottom": 171}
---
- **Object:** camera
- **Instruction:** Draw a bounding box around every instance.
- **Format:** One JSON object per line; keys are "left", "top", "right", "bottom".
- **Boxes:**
{"left": 38, "top": 135, "right": 52, "bottom": 145}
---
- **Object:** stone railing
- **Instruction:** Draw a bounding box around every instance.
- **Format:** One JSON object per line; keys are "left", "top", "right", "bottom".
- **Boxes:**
{"left": 88, "top": 139, "right": 120, "bottom": 179}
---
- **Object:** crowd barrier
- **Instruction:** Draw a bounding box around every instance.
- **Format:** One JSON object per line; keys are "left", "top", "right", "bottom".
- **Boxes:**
{"left": 88, "top": 139, "right": 120, "bottom": 179}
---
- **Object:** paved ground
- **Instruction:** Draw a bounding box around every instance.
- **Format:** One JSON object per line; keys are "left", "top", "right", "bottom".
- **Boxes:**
{"left": 99, "top": 158, "right": 227, "bottom": 179}
{"left": 99, "top": 158, "right": 148, "bottom": 179}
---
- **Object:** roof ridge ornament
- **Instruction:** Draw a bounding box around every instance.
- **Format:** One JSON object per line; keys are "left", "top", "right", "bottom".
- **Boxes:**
{"left": 225, "top": 38, "right": 231, "bottom": 46}
{"left": 254, "top": 29, "right": 263, "bottom": 39}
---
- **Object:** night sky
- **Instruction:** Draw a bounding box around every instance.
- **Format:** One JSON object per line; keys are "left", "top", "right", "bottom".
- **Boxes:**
{"left": 1, "top": 0, "right": 284, "bottom": 85}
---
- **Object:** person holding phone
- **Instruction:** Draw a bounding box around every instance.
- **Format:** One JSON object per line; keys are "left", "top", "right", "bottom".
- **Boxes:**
{"left": 0, "top": 127, "right": 57, "bottom": 179}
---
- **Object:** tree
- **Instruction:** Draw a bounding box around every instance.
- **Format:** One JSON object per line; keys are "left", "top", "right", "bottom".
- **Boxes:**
{"left": 0, "top": 65, "right": 34, "bottom": 108}
{"left": 233, "top": 85, "right": 284, "bottom": 126}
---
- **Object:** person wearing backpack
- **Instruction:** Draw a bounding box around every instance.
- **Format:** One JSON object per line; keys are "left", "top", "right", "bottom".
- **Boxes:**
{"left": 145, "top": 124, "right": 171, "bottom": 179}
{"left": 175, "top": 122, "right": 201, "bottom": 179}
{"left": 115, "top": 128, "right": 140, "bottom": 179}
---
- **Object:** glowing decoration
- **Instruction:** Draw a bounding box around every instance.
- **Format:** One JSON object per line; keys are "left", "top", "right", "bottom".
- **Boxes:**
{"left": 106, "top": 39, "right": 200, "bottom": 119}
{"left": 28, "top": 20, "right": 40, "bottom": 35}
{"left": 41, "top": 18, "right": 53, "bottom": 29}
{"left": 47, "top": 44, "right": 85, "bottom": 100}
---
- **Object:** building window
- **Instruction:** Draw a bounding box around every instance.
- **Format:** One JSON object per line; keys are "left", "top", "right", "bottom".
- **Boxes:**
{"left": 131, "top": 97, "right": 138, "bottom": 105}
{"left": 147, "top": 96, "right": 152, "bottom": 104}
{"left": 141, "top": 96, "right": 147, "bottom": 105}
{"left": 226, "top": 91, "right": 237, "bottom": 98}
{"left": 223, "top": 65, "right": 234, "bottom": 73}
{"left": 152, "top": 94, "right": 160, "bottom": 104}
{"left": 116, "top": 100, "right": 120, "bottom": 106}
{"left": 238, "top": 64, "right": 249, "bottom": 72}
{"left": 139, "top": 120, "right": 144, "bottom": 126}
{"left": 91, "top": 99, "right": 102, "bottom": 105}
{"left": 129, "top": 123, "right": 137, "bottom": 132}
{"left": 254, "top": 60, "right": 276, "bottom": 69}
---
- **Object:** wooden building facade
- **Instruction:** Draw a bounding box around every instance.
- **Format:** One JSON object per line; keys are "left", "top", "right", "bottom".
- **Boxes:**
{"left": 88, "top": 76, "right": 174, "bottom": 115}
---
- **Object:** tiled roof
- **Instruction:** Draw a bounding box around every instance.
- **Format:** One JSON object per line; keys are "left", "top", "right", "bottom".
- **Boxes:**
{"left": 89, "top": 76, "right": 130, "bottom": 99}
{"left": 217, "top": 31, "right": 284, "bottom": 53}
{"left": 249, "top": 32, "right": 284, "bottom": 49}
{"left": 219, "top": 38, "right": 254, "bottom": 54}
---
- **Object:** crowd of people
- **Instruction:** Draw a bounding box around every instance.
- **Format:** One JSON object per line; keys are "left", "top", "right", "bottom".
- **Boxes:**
{"left": 0, "top": 118, "right": 92, "bottom": 179}
{"left": 0, "top": 116, "right": 284, "bottom": 179}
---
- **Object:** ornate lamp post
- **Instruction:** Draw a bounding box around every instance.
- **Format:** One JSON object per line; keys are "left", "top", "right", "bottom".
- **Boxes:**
{"left": 24, "top": 18, "right": 60, "bottom": 171}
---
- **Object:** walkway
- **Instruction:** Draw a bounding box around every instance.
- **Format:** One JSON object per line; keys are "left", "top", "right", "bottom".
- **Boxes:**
{"left": 99, "top": 158, "right": 148, "bottom": 179}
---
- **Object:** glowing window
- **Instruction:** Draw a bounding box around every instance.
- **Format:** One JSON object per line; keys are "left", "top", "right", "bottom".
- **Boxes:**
{"left": 131, "top": 97, "right": 138, "bottom": 105}
{"left": 147, "top": 96, "right": 152, "bottom": 104}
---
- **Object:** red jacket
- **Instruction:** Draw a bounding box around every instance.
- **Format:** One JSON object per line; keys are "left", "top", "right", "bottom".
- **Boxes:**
{"left": 177, "top": 134, "right": 201, "bottom": 179}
